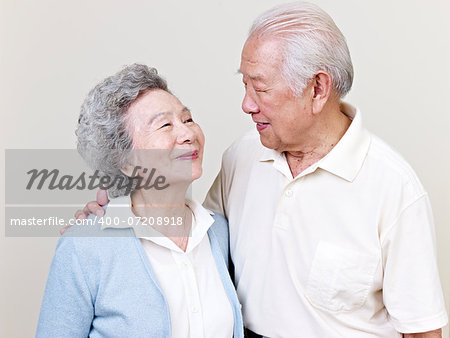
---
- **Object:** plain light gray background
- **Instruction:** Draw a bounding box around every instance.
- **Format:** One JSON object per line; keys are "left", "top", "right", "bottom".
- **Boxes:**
{"left": 1, "top": 0, "right": 449, "bottom": 336}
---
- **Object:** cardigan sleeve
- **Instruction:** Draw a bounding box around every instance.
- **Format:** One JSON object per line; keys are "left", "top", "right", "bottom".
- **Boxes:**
{"left": 36, "top": 237, "right": 94, "bottom": 337}
{"left": 209, "top": 213, "right": 234, "bottom": 276}
{"left": 210, "top": 215, "right": 228, "bottom": 259}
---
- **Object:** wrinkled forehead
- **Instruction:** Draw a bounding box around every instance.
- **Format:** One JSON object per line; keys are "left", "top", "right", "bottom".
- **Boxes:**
{"left": 239, "top": 37, "right": 284, "bottom": 80}
{"left": 127, "top": 89, "right": 184, "bottom": 116}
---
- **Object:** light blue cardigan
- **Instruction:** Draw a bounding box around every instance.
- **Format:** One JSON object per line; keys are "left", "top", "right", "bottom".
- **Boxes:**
{"left": 36, "top": 212, "right": 244, "bottom": 338}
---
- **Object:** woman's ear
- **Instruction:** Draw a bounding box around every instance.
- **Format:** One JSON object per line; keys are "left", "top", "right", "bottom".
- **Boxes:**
{"left": 119, "top": 164, "right": 136, "bottom": 177}
{"left": 120, "top": 152, "right": 139, "bottom": 177}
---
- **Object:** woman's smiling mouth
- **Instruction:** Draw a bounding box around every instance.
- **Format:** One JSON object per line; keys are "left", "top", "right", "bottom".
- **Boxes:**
{"left": 176, "top": 150, "right": 199, "bottom": 160}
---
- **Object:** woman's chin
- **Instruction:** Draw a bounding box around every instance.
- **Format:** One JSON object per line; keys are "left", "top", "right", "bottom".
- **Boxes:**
{"left": 192, "top": 168, "right": 202, "bottom": 181}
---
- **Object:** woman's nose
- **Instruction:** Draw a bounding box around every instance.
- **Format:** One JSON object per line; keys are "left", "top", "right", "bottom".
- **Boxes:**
{"left": 176, "top": 123, "right": 195, "bottom": 144}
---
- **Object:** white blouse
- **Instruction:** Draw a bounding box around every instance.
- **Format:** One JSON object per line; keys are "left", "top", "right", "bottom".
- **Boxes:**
{"left": 106, "top": 196, "right": 234, "bottom": 338}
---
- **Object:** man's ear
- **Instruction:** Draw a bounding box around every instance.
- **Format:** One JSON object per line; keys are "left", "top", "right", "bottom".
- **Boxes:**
{"left": 311, "top": 71, "right": 332, "bottom": 114}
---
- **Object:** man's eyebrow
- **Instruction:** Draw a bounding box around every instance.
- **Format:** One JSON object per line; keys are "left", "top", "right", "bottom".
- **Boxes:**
{"left": 236, "top": 69, "right": 265, "bottom": 81}
{"left": 148, "top": 107, "right": 190, "bottom": 124}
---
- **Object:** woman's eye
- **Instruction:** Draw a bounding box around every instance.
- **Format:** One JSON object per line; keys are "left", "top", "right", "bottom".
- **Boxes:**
{"left": 184, "top": 118, "right": 193, "bottom": 123}
{"left": 161, "top": 123, "right": 171, "bottom": 128}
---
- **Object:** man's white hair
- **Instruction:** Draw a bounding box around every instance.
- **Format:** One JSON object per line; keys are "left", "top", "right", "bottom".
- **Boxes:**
{"left": 249, "top": 2, "right": 353, "bottom": 98}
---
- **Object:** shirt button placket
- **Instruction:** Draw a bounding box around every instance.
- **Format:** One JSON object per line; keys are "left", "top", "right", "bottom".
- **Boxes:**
{"left": 285, "top": 189, "right": 293, "bottom": 197}
{"left": 183, "top": 256, "right": 204, "bottom": 337}
{"left": 275, "top": 185, "right": 295, "bottom": 229}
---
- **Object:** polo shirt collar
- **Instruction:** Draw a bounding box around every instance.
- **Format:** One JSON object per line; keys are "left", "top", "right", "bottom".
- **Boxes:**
{"left": 258, "top": 101, "right": 371, "bottom": 182}
{"left": 318, "top": 102, "right": 371, "bottom": 181}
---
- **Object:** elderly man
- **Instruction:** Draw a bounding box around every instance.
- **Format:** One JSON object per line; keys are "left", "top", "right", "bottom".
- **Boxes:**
{"left": 78, "top": 2, "right": 447, "bottom": 337}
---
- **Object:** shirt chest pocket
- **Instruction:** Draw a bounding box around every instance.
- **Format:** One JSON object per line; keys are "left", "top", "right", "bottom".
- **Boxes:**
{"left": 305, "top": 241, "right": 379, "bottom": 312}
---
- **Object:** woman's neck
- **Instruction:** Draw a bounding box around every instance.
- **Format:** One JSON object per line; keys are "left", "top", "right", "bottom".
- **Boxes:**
{"left": 130, "top": 183, "right": 192, "bottom": 252}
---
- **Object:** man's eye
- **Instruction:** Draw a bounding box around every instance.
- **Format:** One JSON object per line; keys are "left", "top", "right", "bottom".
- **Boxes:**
{"left": 184, "top": 118, "right": 194, "bottom": 124}
{"left": 160, "top": 123, "right": 171, "bottom": 128}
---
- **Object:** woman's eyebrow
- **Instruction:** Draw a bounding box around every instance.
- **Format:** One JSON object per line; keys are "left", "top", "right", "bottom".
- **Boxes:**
{"left": 175, "top": 106, "right": 191, "bottom": 116}
{"left": 181, "top": 106, "right": 190, "bottom": 114}
{"left": 148, "top": 107, "right": 190, "bottom": 124}
{"left": 148, "top": 112, "right": 169, "bottom": 125}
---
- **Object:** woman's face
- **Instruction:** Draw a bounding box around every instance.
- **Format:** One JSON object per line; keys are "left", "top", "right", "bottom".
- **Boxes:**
{"left": 124, "top": 89, "right": 205, "bottom": 183}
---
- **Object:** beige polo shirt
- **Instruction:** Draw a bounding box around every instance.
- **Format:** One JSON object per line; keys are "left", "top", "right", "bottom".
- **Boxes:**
{"left": 204, "top": 102, "right": 448, "bottom": 337}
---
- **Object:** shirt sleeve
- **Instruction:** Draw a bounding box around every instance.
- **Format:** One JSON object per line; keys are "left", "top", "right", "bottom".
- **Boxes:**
{"left": 203, "top": 152, "right": 230, "bottom": 218}
{"left": 381, "top": 193, "right": 448, "bottom": 333}
{"left": 36, "top": 237, "right": 94, "bottom": 337}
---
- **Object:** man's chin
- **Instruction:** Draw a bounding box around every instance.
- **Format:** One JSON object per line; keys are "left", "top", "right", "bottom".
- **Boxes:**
{"left": 259, "top": 135, "right": 281, "bottom": 152}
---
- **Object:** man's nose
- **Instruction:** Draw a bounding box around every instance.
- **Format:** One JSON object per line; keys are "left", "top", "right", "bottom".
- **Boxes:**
{"left": 242, "top": 90, "right": 259, "bottom": 114}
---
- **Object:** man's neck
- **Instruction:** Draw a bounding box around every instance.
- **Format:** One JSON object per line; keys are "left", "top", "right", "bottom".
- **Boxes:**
{"left": 286, "top": 106, "right": 351, "bottom": 178}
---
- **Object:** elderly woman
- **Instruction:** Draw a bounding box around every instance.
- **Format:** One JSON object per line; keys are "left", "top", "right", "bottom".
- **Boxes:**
{"left": 36, "top": 64, "right": 243, "bottom": 337}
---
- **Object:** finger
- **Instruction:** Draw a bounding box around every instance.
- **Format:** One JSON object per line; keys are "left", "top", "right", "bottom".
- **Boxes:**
{"left": 74, "top": 210, "right": 86, "bottom": 220}
{"left": 83, "top": 201, "right": 104, "bottom": 217}
{"left": 60, "top": 225, "right": 71, "bottom": 235}
{"left": 97, "top": 189, "right": 109, "bottom": 206}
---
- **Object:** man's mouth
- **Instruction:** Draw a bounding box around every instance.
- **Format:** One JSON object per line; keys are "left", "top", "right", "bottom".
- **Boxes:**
{"left": 176, "top": 150, "right": 199, "bottom": 160}
{"left": 256, "top": 122, "right": 270, "bottom": 131}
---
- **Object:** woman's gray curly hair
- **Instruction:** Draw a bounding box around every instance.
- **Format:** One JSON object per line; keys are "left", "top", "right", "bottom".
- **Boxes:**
{"left": 76, "top": 63, "right": 169, "bottom": 198}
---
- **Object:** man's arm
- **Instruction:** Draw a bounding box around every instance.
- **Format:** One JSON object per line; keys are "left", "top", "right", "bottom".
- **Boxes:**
{"left": 382, "top": 194, "right": 447, "bottom": 333}
{"left": 403, "top": 328, "right": 442, "bottom": 337}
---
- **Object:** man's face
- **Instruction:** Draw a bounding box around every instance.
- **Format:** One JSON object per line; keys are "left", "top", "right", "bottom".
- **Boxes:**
{"left": 240, "top": 36, "right": 314, "bottom": 152}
